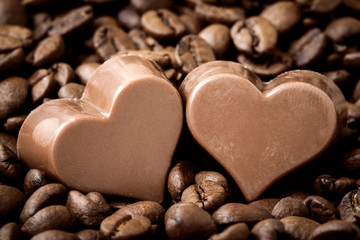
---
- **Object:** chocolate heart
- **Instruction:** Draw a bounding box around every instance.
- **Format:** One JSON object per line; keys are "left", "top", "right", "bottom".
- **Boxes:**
{"left": 180, "top": 61, "right": 347, "bottom": 201}
{"left": 18, "top": 56, "right": 183, "bottom": 202}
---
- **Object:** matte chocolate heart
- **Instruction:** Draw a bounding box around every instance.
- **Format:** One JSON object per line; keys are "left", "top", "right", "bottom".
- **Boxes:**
{"left": 18, "top": 55, "right": 183, "bottom": 202}
{"left": 180, "top": 61, "right": 347, "bottom": 201}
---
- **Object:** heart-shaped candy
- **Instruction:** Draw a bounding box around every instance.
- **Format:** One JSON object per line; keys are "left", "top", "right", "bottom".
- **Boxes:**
{"left": 180, "top": 61, "right": 347, "bottom": 202}
{"left": 18, "top": 55, "right": 183, "bottom": 202}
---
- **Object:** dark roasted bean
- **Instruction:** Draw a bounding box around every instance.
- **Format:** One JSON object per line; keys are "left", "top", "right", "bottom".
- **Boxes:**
{"left": 339, "top": 190, "right": 360, "bottom": 220}
{"left": 30, "top": 229, "right": 80, "bottom": 240}
{"left": 3, "top": 114, "right": 27, "bottom": 133}
{"left": 251, "top": 218, "right": 285, "bottom": 240}
{"left": 304, "top": 195, "right": 338, "bottom": 223}
{"left": 280, "top": 216, "right": 320, "bottom": 240}
{"left": 195, "top": 3, "right": 245, "bottom": 25}
{"left": 23, "top": 169, "right": 48, "bottom": 196}
{"left": 0, "top": 25, "right": 32, "bottom": 52}
{"left": 325, "top": 17, "right": 360, "bottom": 43}
{"left": 272, "top": 197, "right": 308, "bottom": 219}
{"left": 209, "top": 222, "right": 249, "bottom": 240}
{"left": 0, "top": 144, "right": 24, "bottom": 182}
{"left": 167, "top": 160, "right": 194, "bottom": 203}
{"left": 0, "top": 185, "right": 26, "bottom": 224}
{"left": 58, "top": 83, "right": 85, "bottom": 99}
{"left": 117, "top": 5, "right": 141, "bottom": 30}
{"left": 309, "top": 220, "right": 360, "bottom": 240}
{"left": 0, "top": 48, "right": 24, "bottom": 73}
{"left": 199, "top": 24, "right": 230, "bottom": 59}
{"left": 75, "top": 63, "right": 100, "bottom": 85}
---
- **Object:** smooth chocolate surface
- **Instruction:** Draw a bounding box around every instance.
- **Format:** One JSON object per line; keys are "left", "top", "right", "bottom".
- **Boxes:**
{"left": 180, "top": 61, "right": 347, "bottom": 201}
{"left": 17, "top": 55, "right": 183, "bottom": 203}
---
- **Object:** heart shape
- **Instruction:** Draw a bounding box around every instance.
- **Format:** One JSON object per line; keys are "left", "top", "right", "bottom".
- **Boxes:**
{"left": 18, "top": 55, "right": 183, "bottom": 202}
{"left": 180, "top": 61, "right": 347, "bottom": 201}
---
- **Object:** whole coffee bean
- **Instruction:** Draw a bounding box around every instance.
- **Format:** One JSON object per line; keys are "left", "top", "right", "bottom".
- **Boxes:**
{"left": 0, "top": 0, "right": 28, "bottom": 26}
{"left": 128, "top": 28, "right": 163, "bottom": 51}
{"left": 0, "top": 25, "right": 32, "bottom": 52}
{"left": 272, "top": 197, "right": 308, "bottom": 219}
{"left": 165, "top": 203, "right": 217, "bottom": 240}
{"left": 86, "top": 192, "right": 112, "bottom": 216}
{"left": 194, "top": 3, "right": 245, "bottom": 25}
{"left": 22, "top": 205, "right": 76, "bottom": 235}
{"left": 167, "top": 160, "right": 194, "bottom": 203}
{"left": 100, "top": 214, "right": 151, "bottom": 240}
{"left": 231, "top": 16, "right": 278, "bottom": 56}
{"left": 260, "top": 1, "right": 301, "bottom": 34}
{"left": 343, "top": 51, "right": 360, "bottom": 69}
{"left": 58, "top": 83, "right": 85, "bottom": 99}
{"left": 181, "top": 180, "right": 226, "bottom": 212}
{"left": 31, "top": 12, "right": 52, "bottom": 41}
{"left": 0, "top": 76, "right": 29, "bottom": 119}
{"left": 213, "top": 202, "right": 272, "bottom": 225}
{"left": 280, "top": 216, "right": 320, "bottom": 240}
{"left": 309, "top": 220, "right": 360, "bottom": 240}
{"left": 31, "top": 71, "right": 57, "bottom": 104}
{"left": 0, "top": 133, "right": 17, "bottom": 154}
{"left": 117, "top": 5, "right": 141, "bottom": 30}
{"left": 93, "top": 15, "right": 118, "bottom": 30}
{"left": 28, "top": 69, "right": 49, "bottom": 86}
{"left": 250, "top": 218, "right": 285, "bottom": 240}
{"left": 93, "top": 25, "right": 136, "bottom": 61}
{"left": 50, "top": 62, "right": 75, "bottom": 87}
{"left": 48, "top": 5, "right": 93, "bottom": 36}
{"left": 20, "top": 183, "right": 68, "bottom": 223}
{"left": 0, "top": 48, "right": 24, "bottom": 73}
{"left": 66, "top": 190, "right": 105, "bottom": 228}
{"left": 76, "top": 229, "right": 102, "bottom": 240}
{"left": 114, "top": 200, "right": 165, "bottom": 224}
{"left": 323, "top": 69, "right": 352, "bottom": 92}
{"left": 23, "top": 169, "right": 48, "bottom": 196}
{"left": 141, "top": 9, "right": 186, "bottom": 41}
{"left": 339, "top": 190, "right": 360, "bottom": 220}
{"left": 179, "top": 9, "right": 203, "bottom": 35}
{"left": 296, "top": 0, "right": 342, "bottom": 13}
{"left": 249, "top": 198, "right": 280, "bottom": 215}
{"left": 347, "top": 102, "right": 360, "bottom": 130}
{"left": 30, "top": 230, "right": 80, "bottom": 240}
{"left": 288, "top": 28, "right": 327, "bottom": 68}
{"left": 130, "top": 0, "right": 173, "bottom": 12}
{"left": 304, "top": 195, "right": 338, "bottom": 223}
{"left": 0, "top": 185, "right": 26, "bottom": 222}
{"left": 0, "top": 144, "right": 24, "bottom": 182}
{"left": 195, "top": 171, "right": 230, "bottom": 192}
{"left": 0, "top": 222, "right": 21, "bottom": 240}
{"left": 4, "top": 114, "right": 27, "bottom": 133}
{"left": 209, "top": 222, "right": 249, "bottom": 240}
{"left": 313, "top": 174, "right": 356, "bottom": 199}
{"left": 75, "top": 62, "right": 100, "bottom": 85}
{"left": 26, "top": 35, "right": 66, "bottom": 67}
{"left": 199, "top": 24, "right": 230, "bottom": 59}
{"left": 340, "top": 149, "right": 360, "bottom": 173}
{"left": 175, "top": 34, "right": 216, "bottom": 74}
{"left": 325, "top": 17, "right": 360, "bottom": 43}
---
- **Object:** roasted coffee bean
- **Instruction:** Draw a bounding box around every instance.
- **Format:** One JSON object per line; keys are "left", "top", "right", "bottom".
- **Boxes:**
{"left": 165, "top": 203, "right": 217, "bottom": 240}
{"left": 309, "top": 220, "right": 360, "bottom": 240}
{"left": 260, "top": 1, "right": 301, "bottom": 34}
{"left": 141, "top": 9, "right": 186, "bottom": 41}
{"left": 114, "top": 200, "right": 165, "bottom": 224}
{"left": 323, "top": 69, "right": 352, "bottom": 93}
{"left": 195, "top": 3, "right": 245, "bottom": 25}
{"left": 28, "top": 69, "right": 49, "bottom": 86}
{"left": 178, "top": 9, "right": 203, "bottom": 35}
{"left": 340, "top": 149, "right": 360, "bottom": 173}
{"left": 167, "top": 160, "right": 194, "bottom": 202}
{"left": 250, "top": 218, "right": 285, "bottom": 240}
{"left": 93, "top": 25, "right": 136, "bottom": 61}
{"left": 288, "top": 28, "right": 327, "bottom": 68}
{"left": 195, "top": 171, "right": 230, "bottom": 192}
{"left": 0, "top": 133, "right": 17, "bottom": 154}
{"left": 48, "top": 5, "right": 93, "bottom": 36}
{"left": 58, "top": 83, "right": 85, "bottom": 99}
{"left": 23, "top": 169, "right": 48, "bottom": 196}
{"left": 3, "top": 114, "right": 27, "bottom": 133}
{"left": 0, "top": 222, "right": 22, "bottom": 240}
{"left": 100, "top": 213, "right": 151, "bottom": 240}
{"left": 128, "top": 28, "right": 163, "bottom": 51}
{"left": 231, "top": 16, "right": 278, "bottom": 56}
{"left": 117, "top": 5, "right": 141, "bottom": 30}
{"left": 26, "top": 35, "right": 66, "bottom": 67}
{"left": 237, "top": 49, "right": 292, "bottom": 77}
{"left": 31, "top": 71, "right": 57, "bottom": 104}
{"left": 343, "top": 51, "right": 360, "bottom": 69}
{"left": 0, "top": 48, "right": 24, "bottom": 73}
{"left": 22, "top": 205, "right": 76, "bottom": 235}
{"left": 31, "top": 12, "right": 52, "bottom": 41}
{"left": 272, "top": 196, "right": 308, "bottom": 219}
{"left": 313, "top": 174, "right": 356, "bottom": 199}
{"left": 249, "top": 198, "right": 280, "bottom": 215}
{"left": 86, "top": 192, "right": 112, "bottom": 216}
{"left": 347, "top": 103, "right": 360, "bottom": 130}
{"left": 181, "top": 180, "right": 226, "bottom": 212}
{"left": 304, "top": 195, "right": 338, "bottom": 223}
{"left": 213, "top": 202, "right": 272, "bottom": 225}
{"left": 0, "top": 76, "right": 29, "bottom": 119}
{"left": 175, "top": 34, "right": 216, "bottom": 74}
{"left": 66, "top": 190, "right": 105, "bottom": 228}
{"left": 75, "top": 62, "right": 100, "bottom": 85}
{"left": 112, "top": 49, "right": 171, "bottom": 68}
{"left": 0, "top": 185, "right": 26, "bottom": 223}
{"left": 209, "top": 222, "right": 249, "bottom": 240}
{"left": 199, "top": 24, "right": 230, "bottom": 59}
{"left": 130, "top": 0, "right": 173, "bottom": 12}
{"left": 0, "top": 25, "right": 32, "bottom": 52}
{"left": 344, "top": 0, "right": 360, "bottom": 11}
{"left": 76, "top": 229, "right": 102, "bottom": 240}
{"left": 93, "top": 15, "right": 118, "bottom": 30}
{"left": 296, "top": 0, "right": 342, "bottom": 13}
{"left": 50, "top": 62, "right": 75, "bottom": 87}
{"left": 0, "top": 0, "right": 28, "bottom": 26}
{"left": 20, "top": 183, "right": 68, "bottom": 223}
{"left": 108, "top": 202, "right": 129, "bottom": 212}
{"left": 280, "top": 216, "right": 320, "bottom": 240}
{"left": 30, "top": 229, "right": 80, "bottom": 240}
{"left": 325, "top": 17, "right": 360, "bottom": 43}
{"left": 339, "top": 190, "right": 360, "bottom": 220}
{"left": 0, "top": 144, "right": 24, "bottom": 182}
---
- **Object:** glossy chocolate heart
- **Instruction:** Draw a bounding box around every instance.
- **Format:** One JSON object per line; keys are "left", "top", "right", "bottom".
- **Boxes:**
{"left": 180, "top": 61, "right": 347, "bottom": 201}
{"left": 18, "top": 56, "right": 183, "bottom": 202}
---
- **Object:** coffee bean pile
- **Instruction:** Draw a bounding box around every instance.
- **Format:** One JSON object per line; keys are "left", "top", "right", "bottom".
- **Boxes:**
{"left": 1, "top": 0, "right": 360, "bottom": 239}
